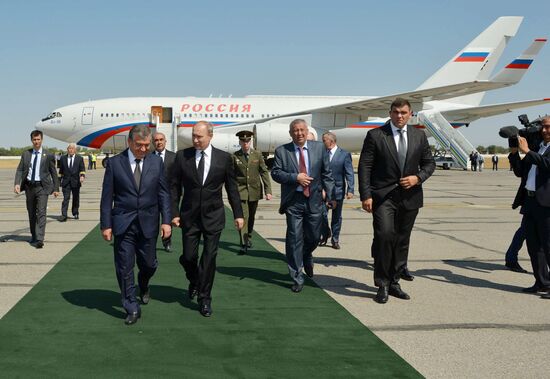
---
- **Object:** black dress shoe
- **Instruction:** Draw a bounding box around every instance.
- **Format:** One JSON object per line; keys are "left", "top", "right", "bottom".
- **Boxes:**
{"left": 238, "top": 245, "right": 247, "bottom": 255}
{"left": 188, "top": 284, "right": 198, "bottom": 300}
{"left": 164, "top": 243, "right": 172, "bottom": 252}
{"left": 141, "top": 289, "right": 150, "bottom": 305}
{"left": 59, "top": 216, "right": 67, "bottom": 222}
{"left": 319, "top": 235, "right": 329, "bottom": 246}
{"left": 375, "top": 286, "right": 389, "bottom": 304}
{"left": 291, "top": 283, "right": 304, "bottom": 293}
{"left": 331, "top": 241, "right": 341, "bottom": 250}
{"left": 199, "top": 301, "right": 212, "bottom": 317}
{"left": 389, "top": 285, "right": 411, "bottom": 300}
{"left": 35, "top": 241, "right": 44, "bottom": 249}
{"left": 247, "top": 239, "right": 252, "bottom": 248}
{"left": 304, "top": 262, "right": 314, "bottom": 278}
{"left": 73, "top": 214, "right": 79, "bottom": 220}
{"left": 505, "top": 262, "right": 528, "bottom": 273}
{"left": 400, "top": 268, "right": 414, "bottom": 281}
{"left": 541, "top": 292, "right": 550, "bottom": 299}
{"left": 124, "top": 311, "right": 141, "bottom": 325}
{"left": 522, "top": 285, "right": 550, "bottom": 293}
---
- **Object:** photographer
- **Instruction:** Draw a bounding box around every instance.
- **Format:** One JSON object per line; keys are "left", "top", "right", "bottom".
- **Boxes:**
{"left": 507, "top": 116, "right": 550, "bottom": 297}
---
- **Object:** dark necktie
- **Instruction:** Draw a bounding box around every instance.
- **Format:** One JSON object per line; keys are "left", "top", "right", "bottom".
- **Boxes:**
{"left": 298, "top": 147, "right": 310, "bottom": 197}
{"left": 397, "top": 129, "right": 407, "bottom": 173}
{"left": 69, "top": 156, "right": 73, "bottom": 170}
{"left": 197, "top": 151, "right": 205, "bottom": 185}
{"left": 134, "top": 159, "right": 141, "bottom": 189}
{"left": 244, "top": 152, "right": 249, "bottom": 162}
{"left": 30, "top": 151, "right": 38, "bottom": 184}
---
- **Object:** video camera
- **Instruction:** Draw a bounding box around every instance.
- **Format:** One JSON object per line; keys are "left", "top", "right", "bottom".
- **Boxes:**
{"left": 499, "top": 114, "right": 544, "bottom": 148}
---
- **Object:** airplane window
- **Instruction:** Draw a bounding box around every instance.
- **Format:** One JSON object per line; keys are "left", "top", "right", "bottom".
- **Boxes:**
{"left": 101, "top": 113, "right": 104, "bottom": 117}
{"left": 116, "top": 113, "right": 119, "bottom": 117}
{"left": 111, "top": 113, "right": 114, "bottom": 117}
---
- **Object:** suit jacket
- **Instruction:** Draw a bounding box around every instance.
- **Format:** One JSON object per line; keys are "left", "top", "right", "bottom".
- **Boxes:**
{"left": 358, "top": 122, "right": 435, "bottom": 210}
{"left": 232, "top": 149, "right": 272, "bottom": 202}
{"left": 509, "top": 141, "right": 550, "bottom": 209}
{"left": 329, "top": 147, "right": 355, "bottom": 200}
{"left": 100, "top": 149, "right": 171, "bottom": 238}
{"left": 160, "top": 149, "right": 176, "bottom": 178}
{"left": 59, "top": 154, "right": 85, "bottom": 188}
{"left": 271, "top": 140, "right": 335, "bottom": 214}
{"left": 171, "top": 146, "right": 243, "bottom": 232}
{"left": 14, "top": 148, "right": 60, "bottom": 194}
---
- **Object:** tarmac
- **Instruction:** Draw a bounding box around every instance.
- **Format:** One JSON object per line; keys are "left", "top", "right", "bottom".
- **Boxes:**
{"left": 1, "top": 162, "right": 549, "bottom": 378}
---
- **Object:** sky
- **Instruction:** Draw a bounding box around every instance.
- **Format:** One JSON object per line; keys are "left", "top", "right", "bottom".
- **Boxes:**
{"left": 1, "top": 0, "right": 549, "bottom": 149}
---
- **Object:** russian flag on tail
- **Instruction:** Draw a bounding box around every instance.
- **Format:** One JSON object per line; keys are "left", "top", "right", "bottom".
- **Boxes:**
{"left": 454, "top": 52, "right": 489, "bottom": 62}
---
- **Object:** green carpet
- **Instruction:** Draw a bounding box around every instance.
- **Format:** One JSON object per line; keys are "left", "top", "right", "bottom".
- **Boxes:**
{"left": 0, "top": 213, "right": 421, "bottom": 378}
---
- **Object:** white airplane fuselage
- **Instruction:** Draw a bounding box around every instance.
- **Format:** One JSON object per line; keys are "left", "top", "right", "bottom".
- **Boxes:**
{"left": 36, "top": 96, "right": 467, "bottom": 154}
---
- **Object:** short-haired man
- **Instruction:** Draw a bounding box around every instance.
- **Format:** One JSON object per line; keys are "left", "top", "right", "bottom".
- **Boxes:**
{"left": 59, "top": 143, "right": 86, "bottom": 222}
{"left": 320, "top": 132, "right": 354, "bottom": 249}
{"left": 358, "top": 98, "right": 435, "bottom": 303}
{"left": 153, "top": 132, "right": 176, "bottom": 252}
{"left": 171, "top": 121, "right": 244, "bottom": 317}
{"left": 100, "top": 125, "right": 171, "bottom": 325}
{"left": 14, "top": 130, "right": 60, "bottom": 248}
{"left": 271, "top": 119, "right": 335, "bottom": 292}
{"left": 509, "top": 116, "right": 550, "bottom": 297}
{"left": 232, "top": 130, "right": 272, "bottom": 254}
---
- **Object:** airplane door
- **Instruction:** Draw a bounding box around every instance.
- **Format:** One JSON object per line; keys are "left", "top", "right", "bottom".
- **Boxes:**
{"left": 82, "top": 107, "right": 94, "bottom": 125}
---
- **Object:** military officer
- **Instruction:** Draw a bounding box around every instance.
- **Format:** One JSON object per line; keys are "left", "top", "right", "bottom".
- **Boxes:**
{"left": 232, "top": 130, "right": 272, "bottom": 254}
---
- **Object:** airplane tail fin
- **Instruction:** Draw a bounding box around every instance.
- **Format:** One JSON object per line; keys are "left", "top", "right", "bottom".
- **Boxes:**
{"left": 416, "top": 16, "right": 523, "bottom": 106}
{"left": 491, "top": 38, "right": 546, "bottom": 84}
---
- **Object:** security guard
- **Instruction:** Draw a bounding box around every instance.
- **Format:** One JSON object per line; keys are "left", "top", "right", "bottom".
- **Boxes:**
{"left": 232, "top": 130, "right": 272, "bottom": 254}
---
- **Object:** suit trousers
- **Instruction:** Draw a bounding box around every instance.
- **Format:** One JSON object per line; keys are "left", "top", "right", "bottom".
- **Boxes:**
{"left": 179, "top": 222, "right": 221, "bottom": 302}
{"left": 61, "top": 186, "right": 80, "bottom": 217}
{"left": 505, "top": 215, "right": 526, "bottom": 264}
{"left": 522, "top": 197, "right": 550, "bottom": 288}
{"left": 372, "top": 193, "right": 418, "bottom": 287}
{"left": 25, "top": 183, "right": 49, "bottom": 242}
{"left": 240, "top": 200, "right": 258, "bottom": 244}
{"left": 113, "top": 219, "right": 158, "bottom": 314}
{"left": 321, "top": 199, "right": 344, "bottom": 243}
{"left": 285, "top": 192, "right": 322, "bottom": 285}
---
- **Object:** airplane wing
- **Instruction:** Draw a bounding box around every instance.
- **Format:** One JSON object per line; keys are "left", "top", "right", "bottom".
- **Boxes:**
{"left": 442, "top": 98, "right": 550, "bottom": 121}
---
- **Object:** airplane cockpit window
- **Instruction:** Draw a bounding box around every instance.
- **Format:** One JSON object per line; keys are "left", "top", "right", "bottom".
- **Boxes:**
{"left": 41, "top": 112, "right": 61, "bottom": 122}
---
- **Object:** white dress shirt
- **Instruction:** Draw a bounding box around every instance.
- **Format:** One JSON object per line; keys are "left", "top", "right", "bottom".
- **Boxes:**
{"left": 156, "top": 149, "right": 165, "bottom": 162}
{"left": 195, "top": 144, "right": 212, "bottom": 185}
{"left": 127, "top": 149, "right": 143, "bottom": 173}
{"left": 328, "top": 145, "right": 338, "bottom": 162}
{"left": 525, "top": 142, "right": 550, "bottom": 191}
{"left": 294, "top": 141, "right": 310, "bottom": 192}
{"left": 27, "top": 148, "right": 43, "bottom": 181}
{"left": 390, "top": 122, "right": 408, "bottom": 153}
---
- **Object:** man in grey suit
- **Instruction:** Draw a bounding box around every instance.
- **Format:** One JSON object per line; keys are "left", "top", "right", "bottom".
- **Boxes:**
{"left": 320, "top": 132, "right": 355, "bottom": 250}
{"left": 153, "top": 132, "right": 176, "bottom": 252}
{"left": 358, "top": 98, "right": 435, "bottom": 303}
{"left": 14, "top": 130, "right": 60, "bottom": 248}
{"left": 271, "top": 119, "right": 335, "bottom": 292}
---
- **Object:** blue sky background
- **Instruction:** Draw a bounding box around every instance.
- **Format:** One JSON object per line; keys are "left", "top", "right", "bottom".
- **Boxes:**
{"left": 1, "top": 0, "right": 548, "bottom": 148}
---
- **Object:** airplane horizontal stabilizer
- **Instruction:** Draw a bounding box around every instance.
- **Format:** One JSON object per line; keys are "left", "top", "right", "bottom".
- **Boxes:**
{"left": 491, "top": 38, "right": 546, "bottom": 84}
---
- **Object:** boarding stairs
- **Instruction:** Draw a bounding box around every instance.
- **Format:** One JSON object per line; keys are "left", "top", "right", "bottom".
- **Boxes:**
{"left": 418, "top": 110, "right": 474, "bottom": 169}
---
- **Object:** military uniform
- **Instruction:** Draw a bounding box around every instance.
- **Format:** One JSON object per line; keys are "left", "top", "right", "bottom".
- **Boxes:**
{"left": 232, "top": 147, "right": 272, "bottom": 252}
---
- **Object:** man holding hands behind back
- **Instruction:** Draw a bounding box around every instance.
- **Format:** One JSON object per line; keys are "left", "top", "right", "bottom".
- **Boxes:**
{"left": 100, "top": 125, "right": 171, "bottom": 325}
{"left": 358, "top": 98, "right": 434, "bottom": 304}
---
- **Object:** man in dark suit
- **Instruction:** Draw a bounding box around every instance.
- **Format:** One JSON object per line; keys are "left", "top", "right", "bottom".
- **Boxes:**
{"left": 509, "top": 116, "right": 550, "bottom": 297}
{"left": 14, "top": 130, "right": 60, "bottom": 249}
{"left": 358, "top": 98, "right": 435, "bottom": 304}
{"left": 232, "top": 130, "right": 272, "bottom": 254}
{"left": 153, "top": 132, "right": 176, "bottom": 252}
{"left": 271, "top": 119, "right": 335, "bottom": 293}
{"left": 320, "top": 131, "right": 354, "bottom": 250}
{"left": 58, "top": 143, "right": 86, "bottom": 222}
{"left": 171, "top": 121, "right": 244, "bottom": 317}
{"left": 100, "top": 125, "right": 171, "bottom": 325}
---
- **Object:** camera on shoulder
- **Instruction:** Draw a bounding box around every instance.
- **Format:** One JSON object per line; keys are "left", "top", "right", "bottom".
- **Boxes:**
{"left": 499, "top": 114, "right": 544, "bottom": 148}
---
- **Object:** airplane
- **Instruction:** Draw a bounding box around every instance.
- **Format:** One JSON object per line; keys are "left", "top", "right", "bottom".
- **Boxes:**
{"left": 36, "top": 16, "right": 549, "bottom": 168}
